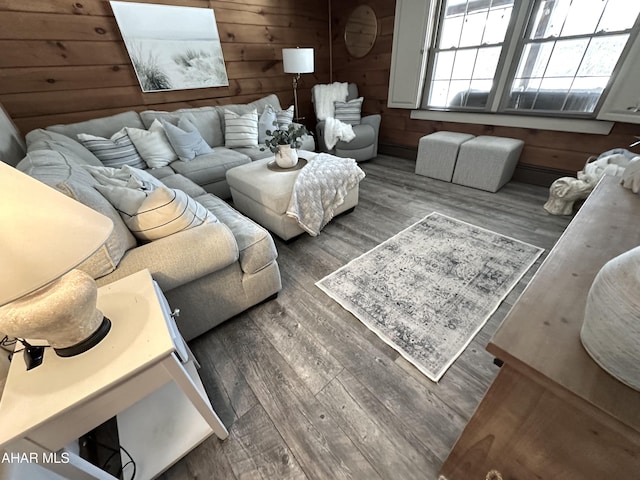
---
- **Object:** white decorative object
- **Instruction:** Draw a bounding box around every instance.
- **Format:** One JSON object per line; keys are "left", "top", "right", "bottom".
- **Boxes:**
{"left": 275, "top": 145, "right": 298, "bottom": 168}
{"left": 621, "top": 156, "right": 640, "bottom": 193}
{"left": 545, "top": 151, "right": 635, "bottom": 215}
{"left": 543, "top": 177, "right": 594, "bottom": 215}
{"left": 581, "top": 246, "right": 640, "bottom": 391}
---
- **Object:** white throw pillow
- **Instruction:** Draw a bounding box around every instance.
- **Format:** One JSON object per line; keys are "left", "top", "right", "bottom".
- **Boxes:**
{"left": 84, "top": 164, "right": 163, "bottom": 191}
{"left": 258, "top": 105, "right": 277, "bottom": 144}
{"left": 126, "top": 119, "right": 178, "bottom": 168}
{"left": 95, "top": 184, "right": 217, "bottom": 242}
{"left": 276, "top": 105, "right": 294, "bottom": 128}
{"left": 224, "top": 109, "right": 259, "bottom": 148}
{"left": 77, "top": 128, "right": 146, "bottom": 170}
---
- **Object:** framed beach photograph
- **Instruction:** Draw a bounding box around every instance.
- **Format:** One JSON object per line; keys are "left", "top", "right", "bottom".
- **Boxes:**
{"left": 110, "top": 1, "right": 229, "bottom": 92}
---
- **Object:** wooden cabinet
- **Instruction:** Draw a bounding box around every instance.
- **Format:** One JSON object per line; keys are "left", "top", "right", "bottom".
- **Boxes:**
{"left": 440, "top": 176, "right": 640, "bottom": 479}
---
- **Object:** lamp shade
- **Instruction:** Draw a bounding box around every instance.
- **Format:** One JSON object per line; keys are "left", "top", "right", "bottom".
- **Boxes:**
{"left": 282, "top": 48, "right": 314, "bottom": 74}
{"left": 0, "top": 161, "right": 113, "bottom": 306}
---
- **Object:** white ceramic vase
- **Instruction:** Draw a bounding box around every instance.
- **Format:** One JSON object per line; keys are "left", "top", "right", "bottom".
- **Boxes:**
{"left": 581, "top": 246, "right": 640, "bottom": 391}
{"left": 275, "top": 145, "right": 298, "bottom": 168}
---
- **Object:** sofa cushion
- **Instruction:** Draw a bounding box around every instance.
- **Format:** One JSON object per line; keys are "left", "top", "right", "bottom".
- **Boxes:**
{"left": 157, "top": 173, "right": 207, "bottom": 198}
{"left": 163, "top": 118, "right": 213, "bottom": 161}
{"left": 224, "top": 109, "right": 259, "bottom": 148}
{"left": 140, "top": 107, "right": 224, "bottom": 148}
{"left": 232, "top": 146, "right": 273, "bottom": 161}
{"left": 47, "top": 111, "right": 145, "bottom": 140}
{"left": 169, "top": 148, "right": 251, "bottom": 186}
{"left": 96, "top": 184, "right": 217, "bottom": 242}
{"left": 195, "top": 193, "right": 277, "bottom": 274}
{"left": 16, "top": 150, "right": 137, "bottom": 279}
{"left": 126, "top": 119, "right": 178, "bottom": 168}
{"left": 77, "top": 128, "right": 147, "bottom": 169}
{"left": 26, "top": 129, "right": 102, "bottom": 167}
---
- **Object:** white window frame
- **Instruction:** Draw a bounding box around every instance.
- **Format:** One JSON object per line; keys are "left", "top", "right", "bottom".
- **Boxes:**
{"left": 398, "top": 0, "right": 640, "bottom": 134}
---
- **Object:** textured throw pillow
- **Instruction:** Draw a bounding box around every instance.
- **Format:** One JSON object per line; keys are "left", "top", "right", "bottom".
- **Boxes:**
{"left": 224, "top": 109, "right": 259, "bottom": 148}
{"left": 334, "top": 97, "right": 364, "bottom": 125}
{"left": 95, "top": 184, "right": 217, "bottom": 242}
{"left": 77, "top": 128, "right": 146, "bottom": 169}
{"left": 126, "top": 119, "right": 178, "bottom": 168}
{"left": 84, "top": 164, "right": 164, "bottom": 191}
{"left": 258, "top": 105, "right": 277, "bottom": 144}
{"left": 162, "top": 117, "right": 213, "bottom": 161}
{"left": 276, "top": 105, "right": 294, "bottom": 128}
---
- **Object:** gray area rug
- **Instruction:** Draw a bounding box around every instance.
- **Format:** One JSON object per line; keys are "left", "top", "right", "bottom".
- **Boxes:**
{"left": 316, "top": 212, "right": 543, "bottom": 382}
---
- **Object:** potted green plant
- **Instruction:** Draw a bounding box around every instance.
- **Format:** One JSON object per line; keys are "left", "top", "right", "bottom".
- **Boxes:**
{"left": 262, "top": 122, "right": 309, "bottom": 168}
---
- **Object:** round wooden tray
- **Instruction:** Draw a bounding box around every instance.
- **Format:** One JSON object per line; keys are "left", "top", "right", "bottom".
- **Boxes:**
{"left": 267, "top": 157, "right": 307, "bottom": 172}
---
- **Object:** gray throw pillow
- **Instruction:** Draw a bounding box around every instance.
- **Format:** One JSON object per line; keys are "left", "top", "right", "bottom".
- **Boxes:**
{"left": 162, "top": 118, "right": 213, "bottom": 161}
{"left": 334, "top": 97, "right": 363, "bottom": 125}
{"left": 77, "top": 128, "right": 146, "bottom": 169}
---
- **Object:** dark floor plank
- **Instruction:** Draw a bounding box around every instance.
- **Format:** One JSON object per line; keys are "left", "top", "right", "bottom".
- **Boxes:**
{"left": 215, "top": 315, "right": 384, "bottom": 480}
{"left": 317, "top": 370, "right": 442, "bottom": 480}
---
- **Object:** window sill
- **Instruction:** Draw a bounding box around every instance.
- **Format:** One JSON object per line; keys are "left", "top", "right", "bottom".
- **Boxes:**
{"left": 410, "top": 110, "right": 614, "bottom": 135}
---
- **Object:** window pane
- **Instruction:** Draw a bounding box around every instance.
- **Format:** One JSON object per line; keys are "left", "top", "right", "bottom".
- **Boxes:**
{"left": 428, "top": 80, "right": 452, "bottom": 107}
{"left": 514, "top": 43, "right": 553, "bottom": 79}
{"left": 448, "top": 79, "right": 472, "bottom": 105}
{"left": 561, "top": 0, "right": 606, "bottom": 36}
{"left": 460, "top": 11, "right": 488, "bottom": 47}
{"left": 473, "top": 46, "right": 501, "bottom": 79}
{"left": 545, "top": 39, "right": 589, "bottom": 78}
{"left": 530, "top": 0, "right": 570, "bottom": 39}
{"left": 598, "top": 0, "right": 640, "bottom": 32}
{"left": 483, "top": 6, "right": 514, "bottom": 44}
{"left": 578, "top": 35, "right": 628, "bottom": 77}
{"left": 451, "top": 49, "right": 477, "bottom": 80}
{"left": 433, "top": 51, "right": 456, "bottom": 80}
{"left": 440, "top": 14, "right": 464, "bottom": 48}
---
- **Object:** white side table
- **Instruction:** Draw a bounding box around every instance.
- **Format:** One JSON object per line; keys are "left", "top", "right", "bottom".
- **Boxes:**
{"left": 0, "top": 269, "right": 227, "bottom": 480}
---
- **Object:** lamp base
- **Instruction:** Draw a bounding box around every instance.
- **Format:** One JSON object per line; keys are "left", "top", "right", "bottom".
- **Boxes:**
{"left": 54, "top": 316, "right": 111, "bottom": 357}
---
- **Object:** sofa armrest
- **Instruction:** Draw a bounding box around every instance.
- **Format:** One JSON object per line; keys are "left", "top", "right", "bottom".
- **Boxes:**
{"left": 95, "top": 221, "right": 239, "bottom": 291}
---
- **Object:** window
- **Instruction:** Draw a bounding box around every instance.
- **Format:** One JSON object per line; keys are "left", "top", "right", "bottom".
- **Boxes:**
{"left": 421, "top": 0, "right": 640, "bottom": 117}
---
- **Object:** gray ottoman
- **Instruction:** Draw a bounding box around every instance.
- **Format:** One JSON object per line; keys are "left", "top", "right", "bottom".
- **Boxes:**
{"left": 416, "top": 131, "right": 475, "bottom": 181}
{"left": 225, "top": 152, "right": 359, "bottom": 241}
{"left": 452, "top": 135, "right": 525, "bottom": 192}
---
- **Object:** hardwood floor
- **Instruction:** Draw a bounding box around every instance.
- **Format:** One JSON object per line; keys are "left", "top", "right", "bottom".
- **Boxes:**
{"left": 161, "top": 155, "right": 572, "bottom": 480}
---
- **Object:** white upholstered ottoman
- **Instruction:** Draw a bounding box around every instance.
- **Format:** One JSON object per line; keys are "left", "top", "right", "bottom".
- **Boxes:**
{"left": 416, "top": 131, "right": 475, "bottom": 181}
{"left": 452, "top": 135, "right": 525, "bottom": 192}
{"left": 225, "top": 151, "right": 359, "bottom": 241}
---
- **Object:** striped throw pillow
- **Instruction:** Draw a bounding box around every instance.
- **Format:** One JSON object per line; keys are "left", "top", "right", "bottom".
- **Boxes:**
{"left": 334, "top": 97, "right": 364, "bottom": 125}
{"left": 95, "top": 184, "right": 217, "bottom": 242}
{"left": 224, "top": 109, "right": 259, "bottom": 148}
{"left": 77, "top": 128, "right": 146, "bottom": 169}
{"left": 276, "top": 105, "right": 294, "bottom": 128}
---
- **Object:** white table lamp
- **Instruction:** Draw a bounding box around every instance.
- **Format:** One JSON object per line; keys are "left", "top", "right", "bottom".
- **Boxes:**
{"left": 282, "top": 47, "right": 314, "bottom": 122}
{"left": 0, "top": 162, "right": 113, "bottom": 365}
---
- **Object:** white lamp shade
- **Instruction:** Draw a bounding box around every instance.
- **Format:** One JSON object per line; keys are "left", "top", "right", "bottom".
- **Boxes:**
{"left": 0, "top": 162, "right": 113, "bottom": 305}
{"left": 282, "top": 48, "right": 314, "bottom": 74}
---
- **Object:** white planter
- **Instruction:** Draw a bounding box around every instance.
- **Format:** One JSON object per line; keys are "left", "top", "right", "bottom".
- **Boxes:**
{"left": 581, "top": 246, "right": 640, "bottom": 391}
{"left": 275, "top": 145, "right": 298, "bottom": 168}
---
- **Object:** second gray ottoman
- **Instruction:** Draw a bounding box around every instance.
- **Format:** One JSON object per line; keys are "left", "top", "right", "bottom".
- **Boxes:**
{"left": 416, "top": 131, "right": 475, "bottom": 181}
{"left": 452, "top": 135, "right": 525, "bottom": 192}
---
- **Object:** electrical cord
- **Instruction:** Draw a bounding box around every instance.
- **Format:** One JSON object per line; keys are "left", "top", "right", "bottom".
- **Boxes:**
{"left": 94, "top": 439, "right": 136, "bottom": 480}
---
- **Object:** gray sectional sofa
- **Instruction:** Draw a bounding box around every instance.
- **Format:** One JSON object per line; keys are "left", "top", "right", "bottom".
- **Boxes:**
{"left": 14, "top": 94, "right": 311, "bottom": 340}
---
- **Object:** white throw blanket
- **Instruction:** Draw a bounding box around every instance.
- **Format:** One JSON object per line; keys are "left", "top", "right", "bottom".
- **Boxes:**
{"left": 286, "top": 153, "right": 365, "bottom": 236}
{"left": 312, "top": 82, "right": 349, "bottom": 120}
{"left": 324, "top": 117, "right": 355, "bottom": 150}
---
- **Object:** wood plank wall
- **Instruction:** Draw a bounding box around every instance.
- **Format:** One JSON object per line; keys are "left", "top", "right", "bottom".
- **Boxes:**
{"left": 0, "top": 0, "right": 330, "bottom": 135}
{"left": 330, "top": 0, "right": 640, "bottom": 181}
